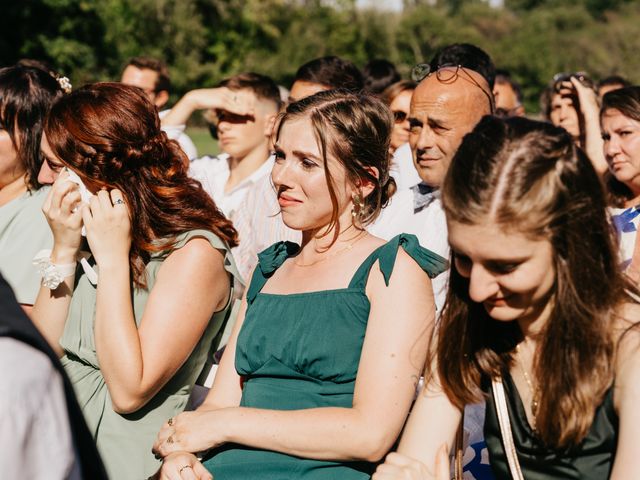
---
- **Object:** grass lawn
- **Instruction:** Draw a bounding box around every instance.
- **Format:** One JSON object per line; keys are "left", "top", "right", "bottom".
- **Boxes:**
{"left": 186, "top": 126, "right": 219, "bottom": 157}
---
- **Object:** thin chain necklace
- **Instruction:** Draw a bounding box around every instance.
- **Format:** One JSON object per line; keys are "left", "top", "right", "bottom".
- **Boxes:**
{"left": 515, "top": 343, "right": 540, "bottom": 431}
{"left": 293, "top": 231, "right": 368, "bottom": 267}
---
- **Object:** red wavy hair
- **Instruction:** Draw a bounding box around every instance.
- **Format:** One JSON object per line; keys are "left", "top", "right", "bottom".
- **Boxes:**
{"left": 44, "top": 82, "right": 238, "bottom": 287}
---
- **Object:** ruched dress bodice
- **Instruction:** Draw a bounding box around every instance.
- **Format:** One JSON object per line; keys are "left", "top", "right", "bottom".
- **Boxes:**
{"left": 203, "top": 234, "right": 447, "bottom": 479}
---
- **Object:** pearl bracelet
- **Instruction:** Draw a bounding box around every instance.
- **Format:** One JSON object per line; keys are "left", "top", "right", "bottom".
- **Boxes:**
{"left": 32, "top": 250, "right": 77, "bottom": 290}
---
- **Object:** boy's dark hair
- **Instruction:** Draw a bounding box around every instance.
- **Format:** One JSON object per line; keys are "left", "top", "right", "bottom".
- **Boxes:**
{"left": 363, "top": 59, "right": 401, "bottom": 95}
{"left": 598, "top": 75, "right": 632, "bottom": 91}
{"left": 124, "top": 56, "right": 171, "bottom": 93}
{"left": 294, "top": 56, "right": 364, "bottom": 92}
{"left": 218, "top": 72, "right": 282, "bottom": 109}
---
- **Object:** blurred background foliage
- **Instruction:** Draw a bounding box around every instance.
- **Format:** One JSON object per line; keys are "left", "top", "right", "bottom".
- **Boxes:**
{"left": 2, "top": 0, "right": 639, "bottom": 114}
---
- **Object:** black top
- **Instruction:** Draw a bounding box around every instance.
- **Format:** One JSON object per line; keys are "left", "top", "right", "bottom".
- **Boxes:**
{"left": 484, "top": 372, "right": 617, "bottom": 480}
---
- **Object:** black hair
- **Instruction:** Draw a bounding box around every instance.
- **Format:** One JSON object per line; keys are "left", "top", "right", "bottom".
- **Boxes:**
{"left": 363, "top": 59, "right": 401, "bottom": 95}
{"left": 0, "top": 64, "right": 65, "bottom": 190}
{"left": 293, "top": 56, "right": 364, "bottom": 93}
{"left": 429, "top": 43, "right": 496, "bottom": 89}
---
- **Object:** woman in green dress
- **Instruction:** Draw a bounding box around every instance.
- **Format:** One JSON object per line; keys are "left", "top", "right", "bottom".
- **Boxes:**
{"left": 373, "top": 116, "right": 640, "bottom": 480}
{"left": 31, "top": 83, "right": 241, "bottom": 480}
{"left": 153, "top": 90, "right": 447, "bottom": 479}
{"left": 0, "top": 63, "right": 65, "bottom": 312}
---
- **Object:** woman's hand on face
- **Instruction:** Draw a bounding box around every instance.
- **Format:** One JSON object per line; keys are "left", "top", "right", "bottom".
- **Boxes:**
{"left": 153, "top": 411, "right": 225, "bottom": 458}
{"left": 154, "top": 451, "right": 212, "bottom": 480}
{"left": 42, "top": 170, "right": 84, "bottom": 258}
{"left": 82, "top": 189, "right": 131, "bottom": 267}
{"left": 372, "top": 445, "right": 450, "bottom": 480}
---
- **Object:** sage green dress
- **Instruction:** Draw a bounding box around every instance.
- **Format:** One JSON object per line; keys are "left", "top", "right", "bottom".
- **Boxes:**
{"left": 203, "top": 234, "right": 447, "bottom": 479}
{"left": 0, "top": 187, "right": 52, "bottom": 304}
{"left": 60, "top": 229, "right": 240, "bottom": 480}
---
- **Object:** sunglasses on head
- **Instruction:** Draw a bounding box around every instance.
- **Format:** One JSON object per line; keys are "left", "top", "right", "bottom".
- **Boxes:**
{"left": 411, "top": 63, "right": 495, "bottom": 113}
{"left": 552, "top": 72, "right": 595, "bottom": 92}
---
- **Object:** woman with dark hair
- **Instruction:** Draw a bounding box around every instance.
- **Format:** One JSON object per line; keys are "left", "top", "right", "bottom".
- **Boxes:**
{"left": 601, "top": 86, "right": 640, "bottom": 282}
{"left": 0, "top": 63, "right": 65, "bottom": 310}
{"left": 153, "top": 90, "right": 446, "bottom": 479}
{"left": 540, "top": 72, "right": 607, "bottom": 175}
{"left": 31, "top": 82, "right": 242, "bottom": 480}
{"left": 374, "top": 116, "right": 640, "bottom": 479}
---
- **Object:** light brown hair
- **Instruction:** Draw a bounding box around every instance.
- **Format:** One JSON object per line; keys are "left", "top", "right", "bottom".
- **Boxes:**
{"left": 274, "top": 89, "right": 396, "bottom": 244}
{"left": 436, "top": 115, "right": 627, "bottom": 449}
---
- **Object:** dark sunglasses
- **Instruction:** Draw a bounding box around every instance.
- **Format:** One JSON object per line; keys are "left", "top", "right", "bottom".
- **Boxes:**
{"left": 393, "top": 110, "right": 408, "bottom": 123}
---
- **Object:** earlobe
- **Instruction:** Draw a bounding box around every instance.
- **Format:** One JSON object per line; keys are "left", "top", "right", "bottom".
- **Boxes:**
{"left": 265, "top": 114, "right": 278, "bottom": 137}
{"left": 155, "top": 90, "right": 170, "bottom": 109}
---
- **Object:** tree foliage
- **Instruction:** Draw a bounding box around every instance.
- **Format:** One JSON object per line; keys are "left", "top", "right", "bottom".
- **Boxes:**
{"left": 2, "top": 0, "right": 638, "bottom": 112}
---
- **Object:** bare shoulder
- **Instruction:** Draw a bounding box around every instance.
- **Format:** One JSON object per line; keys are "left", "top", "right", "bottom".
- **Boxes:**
{"left": 614, "top": 302, "right": 640, "bottom": 379}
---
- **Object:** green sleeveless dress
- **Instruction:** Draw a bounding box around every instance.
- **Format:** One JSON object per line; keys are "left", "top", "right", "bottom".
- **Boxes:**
{"left": 203, "top": 233, "right": 447, "bottom": 479}
{"left": 60, "top": 229, "right": 241, "bottom": 480}
{"left": 484, "top": 372, "right": 617, "bottom": 479}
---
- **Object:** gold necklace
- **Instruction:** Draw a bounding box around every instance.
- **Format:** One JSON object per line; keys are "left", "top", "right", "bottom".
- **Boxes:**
{"left": 515, "top": 343, "right": 540, "bottom": 431}
{"left": 293, "top": 231, "right": 368, "bottom": 267}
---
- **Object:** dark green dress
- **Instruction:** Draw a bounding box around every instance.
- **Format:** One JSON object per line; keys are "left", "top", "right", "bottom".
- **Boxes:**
{"left": 203, "top": 234, "right": 447, "bottom": 479}
{"left": 484, "top": 372, "right": 618, "bottom": 479}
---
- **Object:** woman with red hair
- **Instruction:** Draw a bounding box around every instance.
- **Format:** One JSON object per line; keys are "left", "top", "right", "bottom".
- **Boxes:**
{"left": 32, "top": 82, "right": 241, "bottom": 480}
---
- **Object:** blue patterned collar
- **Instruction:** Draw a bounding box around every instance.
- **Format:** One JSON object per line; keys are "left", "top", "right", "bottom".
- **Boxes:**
{"left": 611, "top": 205, "right": 640, "bottom": 233}
{"left": 411, "top": 182, "right": 439, "bottom": 213}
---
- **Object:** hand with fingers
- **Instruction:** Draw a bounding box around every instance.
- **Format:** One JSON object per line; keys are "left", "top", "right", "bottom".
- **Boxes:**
{"left": 42, "top": 169, "right": 84, "bottom": 259}
{"left": 568, "top": 77, "right": 599, "bottom": 116}
{"left": 155, "top": 452, "right": 212, "bottom": 480}
{"left": 153, "top": 411, "right": 225, "bottom": 458}
{"left": 184, "top": 87, "right": 255, "bottom": 117}
{"left": 372, "top": 444, "right": 450, "bottom": 480}
{"left": 81, "top": 189, "right": 132, "bottom": 267}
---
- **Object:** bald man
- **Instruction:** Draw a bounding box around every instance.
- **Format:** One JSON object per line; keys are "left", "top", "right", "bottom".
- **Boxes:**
{"left": 370, "top": 66, "right": 493, "bottom": 311}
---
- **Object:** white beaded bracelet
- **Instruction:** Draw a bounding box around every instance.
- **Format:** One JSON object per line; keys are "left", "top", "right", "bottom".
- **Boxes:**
{"left": 33, "top": 250, "right": 77, "bottom": 290}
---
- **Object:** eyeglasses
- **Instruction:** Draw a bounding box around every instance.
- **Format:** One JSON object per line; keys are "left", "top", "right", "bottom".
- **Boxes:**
{"left": 392, "top": 110, "right": 408, "bottom": 123}
{"left": 411, "top": 63, "right": 495, "bottom": 113}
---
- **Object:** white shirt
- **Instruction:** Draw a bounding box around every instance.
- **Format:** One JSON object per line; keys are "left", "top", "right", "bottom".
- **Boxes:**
{"left": 369, "top": 185, "right": 450, "bottom": 313}
{"left": 0, "top": 338, "right": 76, "bottom": 480}
{"left": 231, "top": 172, "right": 301, "bottom": 281}
{"left": 390, "top": 143, "right": 422, "bottom": 192}
{"left": 189, "top": 154, "right": 274, "bottom": 223}
{"left": 159, "top": 110, "right": 198, "bottom": 160}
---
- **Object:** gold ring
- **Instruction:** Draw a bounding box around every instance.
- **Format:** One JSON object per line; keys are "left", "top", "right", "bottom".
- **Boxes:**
{"left": 166, "top": 435, "right": 174, "bottom": 444}
{"left": 179, "top": 465, "right": 193, "bottom": 474}
{"left": 168, "top": 417, "right": 173, "bottom": 426}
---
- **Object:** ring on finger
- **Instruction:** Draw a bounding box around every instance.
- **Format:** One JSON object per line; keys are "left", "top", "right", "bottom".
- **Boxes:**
{"left": 113, "top": 198, "right": 125, "bottom": 205}
{"left": 179, "top": 465, "right": 193, "bottom": 474}
{"left": 166, "top": 435, "right": 174, "bottom": 444}
{"left": 168, "top": 417, "right": 174, "bottom": 426}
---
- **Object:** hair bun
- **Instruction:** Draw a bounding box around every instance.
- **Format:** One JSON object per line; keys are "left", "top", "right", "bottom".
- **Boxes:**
{"left": 380, "top": 176, "right": 397, "bottom": 208}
